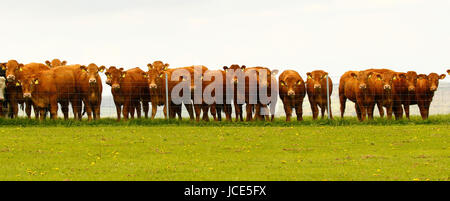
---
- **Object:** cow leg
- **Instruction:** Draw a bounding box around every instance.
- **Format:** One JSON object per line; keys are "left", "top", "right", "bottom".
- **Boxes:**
{"left": 354, "top": 103, "right": 362, "bottom": 121}
{"left": 386, "top": 104, "right": 393, "bottom": 120}
{"left": 210, "top": 104, "right": 217, "bottom": 121}
{"left": 311, "top": 103, "right": 319, "bottom": 120}
{"left": 201, "top": 104, "right": 209, "bottom": 121}
{"left": 245, "top": 104, "right": 253, "bottom": 121}
{"left": 320, "top": 104, "right": 326, "bottom": 119}
{"left": 367, "top": 103, "right": 375, "bottom": 120}
{"left": 122, "top": 99, "right": 130, "bottom": 121}
{"left": 151, "top": 102, "right": 158, "bottom": 119}
{"left": 234, "top": 103, "right": 241, "bottom": 122}
{"left": 60, "top": 101, "right": 69, "bottom": 120}
{"left": 184, "top": 103, "right": 195, "bottom": 120}
{"left": 50, "top": 98, "right": 58, "bottom": 120}
{"left": 194, "top": 104, "right": 201, "bottom": 122}
{"left": 135, "top": 100, "right": 141, "bottom": 118}
{"left": 224, "top": 104, "right": 232, "bottom": 121}
{"left": 339, "top": 95, "right": 347, "bottom": 119}
{"left": 176, "top": 104, "right": 182, "bottom": 120}
{"left": 216, "top": 105, "right": 223, "bottom": 121}
{"left": 403, "top": 103, "right": 411, "bottom": 120}
{"left": 377, "top": 102, "right": 384, "bottom": 118}
{"left": 296, "top": 100, "right": 303, "bottom": 121}
{"left": 142, "top": 101, "right": 149, "bottom": 119}
{"left": 94, "top": 103, "right": 101, "bottom": 120}
{"left": 162, "top": 103, "right": 167, "bottom": 119}
{"left": 25, "top": 101, "right": 32, "bottom": 119}
{"left": 11, "top": 101, "right": 18, "bottom": 118}
{"left": 71, "top": 97, "right": 82, "bottom": 120}
{"left": 85, "top": 101, "right": 93, "bottom": 121}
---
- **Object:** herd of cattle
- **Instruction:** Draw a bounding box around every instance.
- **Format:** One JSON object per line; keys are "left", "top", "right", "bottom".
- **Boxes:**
{"left": 0, "top": 59, "right": 448, "bottom": 122}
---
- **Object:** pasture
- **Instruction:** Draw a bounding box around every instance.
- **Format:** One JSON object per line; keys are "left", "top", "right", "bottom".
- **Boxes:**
{"left": 0, "top": 115, "right": 448, "bottom": 181}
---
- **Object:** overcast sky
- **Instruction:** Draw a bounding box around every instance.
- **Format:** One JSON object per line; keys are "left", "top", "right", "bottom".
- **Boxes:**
{"left": 1, "top": 0, "right": 449, "bottom": 82}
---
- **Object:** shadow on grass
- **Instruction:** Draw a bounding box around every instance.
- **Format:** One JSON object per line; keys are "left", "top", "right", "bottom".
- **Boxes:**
{"left": 0, "top": 115, "right": 449, "bottom": 127}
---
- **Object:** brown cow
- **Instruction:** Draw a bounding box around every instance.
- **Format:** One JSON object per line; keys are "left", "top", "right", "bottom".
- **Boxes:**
{"left": 105, "top": 67, "right": 150, "bottom": 121}
{"left": 339, "top": 70, "right": 378, "bottom": 121}
{"left": 244, "top": 66, "right": 275, "bottom": 121}
{"left": 145, "top": 66, "right": 194, "bottom": 120}
{"left": 205, "top": 69, "right": 232, "bottom": 122}
{"left": 365, "top": 69, "right": 399, "bottom": 120}
{"left": 393, "top": 71, "right": 417, "bottom": 120}
{"left": 223, "top": 64, "right": 246, "bottom": 121}
{"left": 5, "top": 60, "right": 49, "bottom": 118}
{"left": 20, "top": 66, "right": 81, "bottom": 120}
{"left": 415, "top": 73, "right": 446, "bottom": 119}
{"left": 307, "top": 70, "right": 333, "bottom": 120}
{"left": 45, "top": 59, "right": 67, "bottom": 68}
{"left": 279, "top": 70, "right": 306, "bottom": 121}
{"left": 78, "top": 64, "right": 106, "bottom": 121}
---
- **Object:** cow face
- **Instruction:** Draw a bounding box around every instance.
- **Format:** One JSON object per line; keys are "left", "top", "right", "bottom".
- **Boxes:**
{"left": 147, "top": 61, "right": 169, "bottom": 72}
{"left": 224, "top": 64, "right": 245, "bottom": 85}
{"left": 307, "top": 70, "right": 329, "bottom": 92}
{"left": 280, "top": 75, "right": 303, "bottom": 98}
{"left": 403, "top": 71, "right": 418, "bottom": 92}
{"left": 427, "top": 73, "right": 446, "bottom": 92}
{"left": 0, "top": 77, "right": 6, "bottom": 101}
{"left": 376, "top": 72, "right": 396, "bottom": 91}
{"left": 5, "top": 60, "right": 23, "bottom": 82}
{"left": 80, "top": 64, "right": 105, "bottom": 86}
{"left": 20, "top": 75, "right": 39, "bottom": 99}
{"left": 105, "top": 67, "right": 125, "bottom": 91}
{"left": 350, "top": 71, "right": 375, "bottom": 90}
{"left": 45, "top": 59, "right": 67, "bottom": 68}
{"left": 145, "top": 67, "right": 164, "bottom": 90}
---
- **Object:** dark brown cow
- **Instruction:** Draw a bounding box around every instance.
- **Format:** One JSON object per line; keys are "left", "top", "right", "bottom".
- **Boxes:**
{"left": 78, "top": 64, "right": 105, "bottom": 121}
{"left": 365, "top": 69, "right": 399, "bottom": 120}
{"left": 0, "top": 63, "right": 6, "bottom": 117}
{"left": 244, "top": 66, "right": 275, "bottom": 121}
{"left": 339, "top": 70, "right": 379, "bottom": 121}
{"left": 205, "top": 69, "right": 232, "bottom": 122}
{"left": 279, "top": 70, "right": 306, "bottom": 121}
{"left": 106, "top": 67, "right": 150, "bottom": 121}
{"left": 415, "top": 73, "right": 446, "bottom": 119}
{"left": 20, "top": 66, "right": 80, "bottom": 120}
{"left": 307, "top": 70, "right": 333, "bottom": 120}
{"left": 45, "top": 59, "right": 67, "bottom": 68}
{"left": 393, "top": 71, "right": 417, "bottom": 120}
{"left": 5, "top": 60, "right": 49, "bottom": 118}
{"left": 223, "top": 64, "right": 246, "bottom": 121}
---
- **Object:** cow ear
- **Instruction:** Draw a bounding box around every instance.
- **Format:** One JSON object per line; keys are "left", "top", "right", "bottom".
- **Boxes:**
{"left": 439, "top": 74, "right": 446, "bottom": 80}
{"left": 61, "top": 60, "right": 67, "bottom": 66}
{"left": 306, "top": 72, "right": 312, "bottom": 79}
{"left": 241, "top": 65, "right": 246, "bottom": 70}
{"left": 164, "top": 63, "right": 169, "bottom": 70}
{"left": 80, "top": 65, "right": 87, "bottom": 72}
{"left": 350, "top": 72, "right": 357, "bottom": 79}
{"left": 376, "top": 74, "right": 382, "bottom": 80}
{"left": 142, "top": 72, "right": 148, "bottom": 78}
{"left": 1, "top": 63, "right": 5, "bottom": 70}
{"left": 45, "top": 60, "right": 51, "bottom": 67}
{"left": 147, "top": 63, "right": 153, "bottom": 70}
{"left": 98, "top": 66, "right": 106, "bottom": 73}
{"left": 223, "top": 66, "right": 228, "bottom": 71}
{"left": 447, "top": 69, "right": 450, "bottom": 75}
{"left": 119, "top": 67, "right": 124, "bottom": 71}
{"left": 271, "top": 69, "right": 279, "bottom": 76}
{"left": 19, "top": 64, "right": 24, "bottom": 71}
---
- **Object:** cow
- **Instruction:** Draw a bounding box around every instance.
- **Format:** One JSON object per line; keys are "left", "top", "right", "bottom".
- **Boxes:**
{"left": 145, "top": 66, "right": 194, "bottom": 120}
{"left": 279, "top": 70, "right": 306, "bottom": 121}
{"left": 415, "top": 73, "right": 446, "bottom": 120}
{"left": 5, "top": 60, "right": 49, "bottom": 118}
{"left": 45, "top": 59, "right": 67, "bottom": 68}
{"left": 365, "top": 69, "right": 399, "bottom": 120}
{"left": 105, "top": 67, "right": 150, "bottom": 121}
{"left": 20, "top": 66, "right": 81, "bottom": 120}
{"left": 243, "top": 66, "right": 275, "bottom": 121}
{"left": 339, "top": 70, "right": 379, "bottom": 121}
{"left": 0, "top": 63, "right": 7, "bottom": 117}
{"left": 392, "top": 71, "right": 417, "bottom": 120}
{"left": 223, "top": 64, "right": 246, "bottom": 121}
{"left": 78, "top": 64, "right": 106, "bottom": 121}
{"left": 306, "top": 70, "right": 333, "bottom": 120}
{"left": 205, "top": 69, "right": 232, "bottom": 122}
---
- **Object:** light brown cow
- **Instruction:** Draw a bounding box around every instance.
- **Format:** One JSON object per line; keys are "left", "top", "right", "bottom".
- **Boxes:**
{"left": 5, "top": 60, "right": 49, "bottom": 118}
{"left": 306, "top": 70, "right": 333, "bottom": 120}
{"left": 279, "top": 70, "right": 306, "bottom": 121}
{"left": 45, "top": 59, "right": 67, "bottom": 68}
{"left": 339, "top": 70, "right": 379, "bottom": 121}
{"left": 78, "top": 64, "right": 105, "bottom": 121}
{"left": 20, "top": 66, "right": 81, "bottom": 120}
{"left": 105, "top": 67, "right": 150, "bottom": 121}
{"left": 415, "top": 73, "right": 446, "bottom": 119}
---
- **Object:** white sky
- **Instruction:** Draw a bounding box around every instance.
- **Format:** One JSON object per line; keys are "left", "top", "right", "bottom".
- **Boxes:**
{"left": 1, "top": 0, "right": 449, "bottom": 81}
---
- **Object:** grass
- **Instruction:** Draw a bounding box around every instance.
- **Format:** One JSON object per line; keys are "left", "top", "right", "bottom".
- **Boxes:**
{"left": 0, "top": 115, "right": 448, "bottom": 181}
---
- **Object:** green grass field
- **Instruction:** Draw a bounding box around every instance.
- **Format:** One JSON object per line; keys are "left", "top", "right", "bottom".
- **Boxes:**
{"left": 0, "top": 115, "right": 448, "bottom": 181}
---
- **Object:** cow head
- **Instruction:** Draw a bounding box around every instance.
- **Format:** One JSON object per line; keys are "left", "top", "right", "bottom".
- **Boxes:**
{"left": 307, "top": 70, "right": 330, "bottom": 92}
{"left": 374, "top": 71, "right": 396, "bottom": 91}
{"left": 427, "top": 73, "right": 446, "bottom": 92}
{"left": 20, "top": 74, "right": 40, "bottom": 100}
{"left": 5, "top": 60, "right": 24, "bottom": 83}
{"left": 105, "top": 66, "right": 125, "bottom": 91}
{"left": 45, "top": 59, "right": 67, "bottom": 68}
{"left": 147, "top": 61, "right": 169, "bottom": 72}
{"left": 403, "top": 71, "right": 418, "bottom": 92}
{"left": 349, "top": 71, "right": 374, "bottom": 91}
{"left": 280, "top": 73, "right": 303, "bottom": 98}
{"left": 144, "top": 67, "right": 165, "bottom": 90}
{"left": 0, "top": 63, "right": 6, "bottom": 77}
{"left": 80, "top": 63, "right": 105, "bottom": 87}
{"left": 0, "top": 77, "right": 6, "bottom": 101}
{"left": 224, "top": 64, "right": 245, "bottom": 85}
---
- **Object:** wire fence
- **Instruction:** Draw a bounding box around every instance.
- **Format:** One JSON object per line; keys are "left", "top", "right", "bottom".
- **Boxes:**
{"left": 10, "top": 74, "right": 450, "bottom": 119}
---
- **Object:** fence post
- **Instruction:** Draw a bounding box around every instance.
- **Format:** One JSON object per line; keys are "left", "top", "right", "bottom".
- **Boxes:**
{"left": 165, "top": 72, "right": 169, "bottom": 119}
{"left": 326, "top": 74, "right": 331, "bottom": 119}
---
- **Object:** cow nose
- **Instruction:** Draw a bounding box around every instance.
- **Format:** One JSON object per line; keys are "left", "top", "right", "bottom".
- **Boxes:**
{"left": 430, "top": 86, "right": 437, "bottom": 91}
{"left": 112, "top": 84, "right": 120, "bottom": 89}
{"left": 7, "top": 75, "right": 15, "bottom": 82}
{"left": 314, "top": 84, "right": 321, "bottom": 89}
{"left": 89, "top": 79, "right": 97, "bottom": 84}
{"left": 383, "top": 84, "right": 391, "bottom": 90}
{"left": 408, "top": 86, "right": 415, "bottom": 92}
{"left": 149, "top": 84, "right": 157, "bottom": 89}
{"left": 359, "top": 83, "right": 367, "bottom": 89}
{"left": 23, "top": 93, "right": 32, "bottom": 99}
{"left": 287, "top": 90, "right": 295, "bottom": 96}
